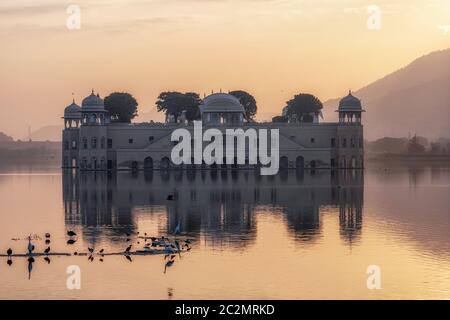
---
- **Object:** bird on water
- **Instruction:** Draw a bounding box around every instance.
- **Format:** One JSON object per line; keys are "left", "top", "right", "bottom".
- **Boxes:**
{"left": 7, "top": 248, "right": 12, "bottom": 256}
{"left": 67, "top": 231, "right": 77, "bottom": 237}
{"left": 164, "top": 258, "right": 175, "bottom": 273}
{"left": 27, "top": 237, "right": 34, "bottom": 255}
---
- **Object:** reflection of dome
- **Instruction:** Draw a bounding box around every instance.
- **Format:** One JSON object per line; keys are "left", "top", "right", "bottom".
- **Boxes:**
{"left": 200, "top": 93, "right": 245, "bottom": 113}
{"left": 338, "top": 91, "right": 362, "bottom": 111}
{"left": 64, "top": 100, "right": 81, "bottom": 119}
{"left": 81, "top": 90, "right": 104, "bottom": 111}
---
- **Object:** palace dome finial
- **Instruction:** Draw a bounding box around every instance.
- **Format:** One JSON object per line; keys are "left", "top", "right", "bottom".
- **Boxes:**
{"left": 81, "top": 90, "right": 104, "bottom": 111}
{"left": 339, "top": 90, "right": 362, "bottom": 110}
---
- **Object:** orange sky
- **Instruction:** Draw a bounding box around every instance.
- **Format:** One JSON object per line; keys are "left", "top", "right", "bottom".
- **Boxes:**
{"left": 0, "top": 0, "right": 449, "bottom": 139}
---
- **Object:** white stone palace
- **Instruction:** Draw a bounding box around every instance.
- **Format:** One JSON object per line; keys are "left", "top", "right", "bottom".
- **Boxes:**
{"left": 62, "top": 91, "right": 364, "bottom": 170}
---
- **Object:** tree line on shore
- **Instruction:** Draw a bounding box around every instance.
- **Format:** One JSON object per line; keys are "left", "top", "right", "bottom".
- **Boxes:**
{"left": 366, "top": 135, "right": 450, "bottom": 155}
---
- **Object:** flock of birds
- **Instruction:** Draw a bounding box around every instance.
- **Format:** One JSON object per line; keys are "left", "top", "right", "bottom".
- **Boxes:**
{"left": 4, "top": 228, "right": 193, "bottom": 278}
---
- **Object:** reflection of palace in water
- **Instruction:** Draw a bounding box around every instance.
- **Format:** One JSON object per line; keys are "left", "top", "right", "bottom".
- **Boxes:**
{"left": 63, "top": 169, "right": 364, "bottom": 246}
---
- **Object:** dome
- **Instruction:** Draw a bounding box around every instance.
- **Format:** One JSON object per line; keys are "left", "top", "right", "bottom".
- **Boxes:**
{"left": 338, "top": 91, "right": 363, "bottom": 111}
{"left": 81, "top": 90, "right": 105, "bottom": 111}
{"left": 64, "top": 100, "right": 81, "bottom": 119}
{"left": 200, "top": 93, "right": 245, "bottom": 114}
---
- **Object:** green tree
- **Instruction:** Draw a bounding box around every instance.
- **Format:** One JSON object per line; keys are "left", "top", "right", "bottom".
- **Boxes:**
{"left": 104, "top": 92, "right": 138, "bottom": 123}
{"left": 156, "top": 92, "right": 201, "bottom": 123}
{"left": 285, "top": 93, "right": 323, "bottom": 123}
{"left": 229, "top": 90, "right": 257, "bottom": 122}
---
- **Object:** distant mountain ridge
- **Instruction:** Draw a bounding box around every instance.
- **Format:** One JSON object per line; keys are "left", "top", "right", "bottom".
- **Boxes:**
{"left": 24, "top": 125, "right": 62, "bottom": 142}
{"left": 324, "top": 49, "right": 450, "bottom": 140}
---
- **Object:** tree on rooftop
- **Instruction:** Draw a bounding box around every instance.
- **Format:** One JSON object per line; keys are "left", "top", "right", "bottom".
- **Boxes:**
{"left": 284, "top": 93, "right": 323, "bottom": 123}
{"left": 229, "top": 90, "right": 257, "bottom": 122}
{"left": 156, "top": 91, "right": 201, "bottom": 123}
{"left": 104, "top": 92, "right": 138, "bottom": 123}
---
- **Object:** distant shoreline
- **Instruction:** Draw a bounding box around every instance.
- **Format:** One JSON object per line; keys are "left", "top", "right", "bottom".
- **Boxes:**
{"left": 0, "top": 141, "right": 60, "bottom": 166}
{"left": 367, "top": 153, "right": 450, "bottom": 164}
{"left": 1, "top": 141, "right": 449, "bottom": 168}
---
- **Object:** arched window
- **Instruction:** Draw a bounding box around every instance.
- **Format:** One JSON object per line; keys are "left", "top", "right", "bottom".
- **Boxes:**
{"left": 296, "top": 156, "right": 304, "bottom": 169}
{"left": 91, "top": 137, "right": 97, "bottom": 149}
{"left": 351, "top": 156, "right": 357, "bottom": 168}
{"left": 90, "top": 114, "right": 97, "bottom": 125}
{"left": 331, "top": 138, "right": 336, "bottom": 147}
{"left": 160, "top": 157, "right": 170, "bottom": 170}
{"left": 81, "top": 157, "right": 87, "bottom": 168}
{"left": 144, "top": 157, "right": 153, "bottom": 170}
{"left": 280, "top": 156, "right": 288, "bottom": 169}
{"left": 82, "top": 137, "right": 88, "bottom": 149}
{"left": 71, "top": 140, "right": 77, "bottom": 149}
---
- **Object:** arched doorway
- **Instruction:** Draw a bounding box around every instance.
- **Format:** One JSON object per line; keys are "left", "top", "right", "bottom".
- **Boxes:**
{"left": 280, "top": 156, "right": 289, "bottom": 169}
{"left": 160, "top": 157, "right": 170, "bottom": 170}
{"left": 351, "top": 156, "right": 356, "bottom": 168}
{"left": 144, "top": 157, "right": 153, "bottom": 170}
{"left": 81, "top": 157, "right": 87, "bottom": 169}
{"left": 295, "top": 156, "right": 304, "bottom": 169}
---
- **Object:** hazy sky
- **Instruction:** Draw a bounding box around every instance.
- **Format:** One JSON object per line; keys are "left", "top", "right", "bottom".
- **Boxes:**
{"left": 0, "top": 0, "right": 449, "bottom": 139}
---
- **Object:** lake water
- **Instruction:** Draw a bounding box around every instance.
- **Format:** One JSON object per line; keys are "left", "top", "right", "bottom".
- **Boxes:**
{"left": 0, "top": 163, "right": 449, "bottom": 299}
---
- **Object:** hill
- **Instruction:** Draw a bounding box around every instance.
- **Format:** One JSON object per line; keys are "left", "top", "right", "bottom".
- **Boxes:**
{"left": 324, "top": 49, "right": 450, "bottom": 140}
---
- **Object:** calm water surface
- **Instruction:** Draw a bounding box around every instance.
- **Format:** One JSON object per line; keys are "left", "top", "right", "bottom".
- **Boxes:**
{"left": 0, "top": 164, "right": 449, "bottom": 299}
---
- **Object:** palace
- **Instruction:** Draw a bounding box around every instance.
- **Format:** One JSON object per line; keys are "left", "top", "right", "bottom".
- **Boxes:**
{"left": 62, "top": 91, "right": 364, "bottom": 170}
